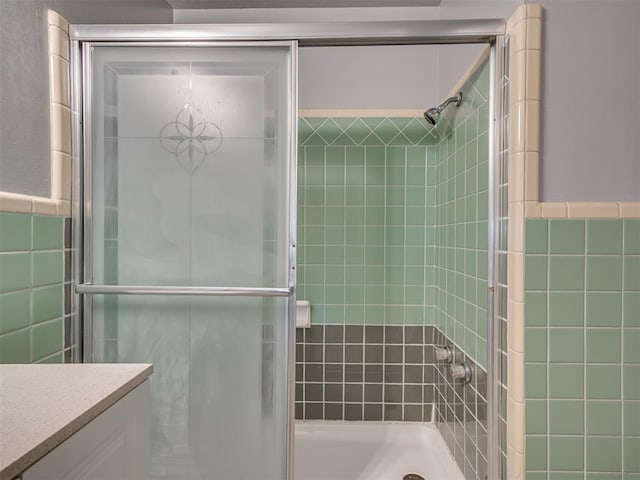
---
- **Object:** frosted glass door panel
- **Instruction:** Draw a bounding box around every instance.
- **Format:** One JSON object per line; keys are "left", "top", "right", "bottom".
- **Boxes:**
{"left": 91, "top": 295, "right": 288, "bottom": 480}
{"left": 90, "top": 46, "right": 292, "bottom": 287}
{"left": 85, "top": 43, "right": 295, "bottom": 480}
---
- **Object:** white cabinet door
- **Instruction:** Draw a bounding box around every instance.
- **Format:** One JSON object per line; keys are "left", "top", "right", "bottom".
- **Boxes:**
{"left": 22, "top": 380, "right": 150, "bottom": 480}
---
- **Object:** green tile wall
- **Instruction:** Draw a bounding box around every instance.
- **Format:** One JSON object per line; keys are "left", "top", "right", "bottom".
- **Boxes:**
{"left": 0, "top": 212, "right": 67, "bottom": 363}
{"left": 524, "top": 218, "right": 640, "bottom": 478}
{"left": 297, "top": 59, "right": 491, "bottom": 373}
{"left": 297, "top": 118, "right": 439, "bottom": 326}
{"left": 434, "top": 61, "right": 490, "bottom": 368}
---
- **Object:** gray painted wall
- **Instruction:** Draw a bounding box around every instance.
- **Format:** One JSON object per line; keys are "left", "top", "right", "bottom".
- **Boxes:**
{"left": 525, "top": 0, "right": 640, "bottom": 201}
{"left": 0, "top": 0, "right": 172, "bottom": 197}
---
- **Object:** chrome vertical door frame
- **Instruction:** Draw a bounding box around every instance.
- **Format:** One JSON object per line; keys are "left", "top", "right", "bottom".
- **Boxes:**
{"left": 487, "top": 35, "right": 507, "bottom": 480}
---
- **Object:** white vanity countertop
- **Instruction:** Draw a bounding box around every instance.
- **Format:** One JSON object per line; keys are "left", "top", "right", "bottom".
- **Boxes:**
{"left": 0, "top": 363, "right": 153, "bottom": 480}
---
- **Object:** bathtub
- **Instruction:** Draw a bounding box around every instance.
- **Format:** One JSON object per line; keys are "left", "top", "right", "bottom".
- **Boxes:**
{"left": 295, "top": 422, "right": 464, "bottom": 480}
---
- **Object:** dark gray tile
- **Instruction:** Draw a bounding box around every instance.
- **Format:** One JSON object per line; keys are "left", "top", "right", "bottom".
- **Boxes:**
{"left": 305, "top": 325, "right": 324, "bottom": 343}
{"left": 295, "top": 383, "right": 303, "bottom": 401}
{"left": 384, "top": 326, "right": 403, "bottom": 344}
{"left": 305, "top": 344, "right": 323, "bottom": 362}
{"left": 423, "top": 365, "right": 435, "bottom": 383}
{"left": 364, "top": 383, "right": 383, "bottom": 402}
{"left": 423, "top": 384, "right": 434, "bottom": 403}
{"left": 64, "top": 218, "right": 72, "bottom": 248}
{"left": 403, "top": 404, "right": 423, "bottom": 422}
{"left": 325, "top": 325, "right": 344, "bottom": 344}
{"left": 325, "top": 363, "right": 343, "bottom": 383}
{"left": 325, "top": 384, "right": 343, "bottom": 402}
{"left": 305, "top": 364, "right": 323, "bottom": 382}
{"left": 365, "top": 344, "right": 383, "bottom": 363}
{"left": 64, "top": 251, "right": 71, "bottom": 282}
{"left": 345, "top": 344, "right": 363, "bottom": 363}
{"left": 296, "top": 364, "right": 303, "bottom": 381}
{"left": 404, "top": 326, "right": 423, "bottom": 344}
{"left": 295, "top": 403, "right": 303, "bottom": 420}
{"left": 364, "top": 364, "right": 383, "bottom": 383}
{"left": 305, "top": 383, "right": 323, "bottom": 402}
{"left": 296, "top": 328, "right": 304, "bottom": 343}
{"left": 404, "top": 384, "right": 422, "bottom": 403}
{"left": 384, "top": 404, "right": 402, "bottom": 421}
{"left": 385, "top": 364, "right": 403, "bottom": 383}
{"left": 306, "top": 403, "right": 323, "bottom": 420}
{"left": 363, "top": 403, "right": 382, "bottom": 421}
{"left": 364, "top": 326, "right": 383, "bottom": 343}
{"left": 423, "top": 404, "right": 433, "bottom": 422}
{"left": 325, "top": 344, "right": 343, "bottom": 362}
{"left": 384, "top": 345, "right": 403, "bottom": 363}
{"left": 345, "top": 325, "right": 363, "bottom": 343}
{"left": 296, "top": 344, "right": 303, "bottom": 362}
{"left": 404, "top": 345, "right": 423, "bottom": 364}
{"left": 424, "top": 325, "right": 435, "bottom": 343}
{"left": 345, "top": 403, "right": 363, "bottom": 421}
{"left": 345, "top": 364, "right": 363, "bottom": 382}
{"left": 384, "top": 384, "right": 402, "bottom": 403}
{"left": 344, "top": 383, "right": 363, "bottom": 403}
{"left": 424, "top": 345, "right": 435, "bottom": 364}
{"left": 404, "top": 365, "right": 422, "bottom": 383}
{"left": 325, "top": 403, "right": 343, "bottom": 420}
{"left": 64, "top": 316, "right": 71, "bottom": 349}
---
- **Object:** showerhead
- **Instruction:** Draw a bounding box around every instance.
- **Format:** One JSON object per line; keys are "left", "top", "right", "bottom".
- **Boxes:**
{"left": 423, "top": 92, "right": 463, "bottom": 126}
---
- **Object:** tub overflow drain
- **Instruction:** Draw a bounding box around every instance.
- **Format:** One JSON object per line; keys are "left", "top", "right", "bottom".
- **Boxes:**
{"left": 403, "top": 475, "right": 425, "bottom": 480}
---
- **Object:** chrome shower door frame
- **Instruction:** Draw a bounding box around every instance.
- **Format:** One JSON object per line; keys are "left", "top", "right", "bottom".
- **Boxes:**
{"left": 69, "top": 20, "right": 507, "bottom": 480}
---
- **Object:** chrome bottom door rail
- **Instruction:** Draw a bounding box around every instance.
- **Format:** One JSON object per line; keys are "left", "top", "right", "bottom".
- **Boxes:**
{"left": 76, "top": 284, "right": 293, "bottom": 297}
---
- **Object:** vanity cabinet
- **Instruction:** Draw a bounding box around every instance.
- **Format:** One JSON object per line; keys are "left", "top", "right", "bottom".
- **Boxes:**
{"left": 19, "top": 380, "right": 150, "bottom": 480}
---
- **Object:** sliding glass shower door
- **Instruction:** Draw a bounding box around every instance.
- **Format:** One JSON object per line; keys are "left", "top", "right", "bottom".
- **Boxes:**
{"left": 78, "top": 43, "right": 296, "bottom": 479}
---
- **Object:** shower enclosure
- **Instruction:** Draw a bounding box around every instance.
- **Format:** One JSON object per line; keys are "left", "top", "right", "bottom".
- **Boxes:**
{"left": 70, "top": 21, "right": 506, "bottom": 480}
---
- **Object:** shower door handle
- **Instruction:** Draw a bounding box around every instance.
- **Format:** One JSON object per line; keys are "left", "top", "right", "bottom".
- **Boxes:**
{"left": 75, "top": 284, "right": 293, "bottom": 297}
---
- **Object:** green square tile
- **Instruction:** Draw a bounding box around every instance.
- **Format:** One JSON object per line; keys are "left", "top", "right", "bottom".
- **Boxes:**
{"left": 624, "top": 220, "right": 640, "bottom": 255}
{"left": 32, "top": 284, "right": 63, "bottom": 324}
{"left": 587, "top": 220, "right": 622, "bottom": 254}
{"left": 526, "top": 399, "right": 547, "bottom": 434}
{"left": 586, "top": 328, "right": 621, "bottom": 363}
{"left": 525, "top": 328, "right": 547, "bottom": 362}
{"left": 0, "top": 328, "right": 30, "bottom": 363}
{"left": 549, "top": 400, "right": 584, "bottom": 434}
{"left": 549, "top": 256, "right": 585, "bottom": 291}
{"left": 345, "top": 187, "right": 365, "bottom": 206}
{"left": 363, "top": 305, "right": 384, "bottom": 324}
{"left": 624, "top": 437, "right": 640, "bottom": 474}
{"left": 0, "top": 253, "right": 30, "bottom": 293}
{"left": 549, "top": 328, "right": 584, "bottom": 363}
{"left": 0, "top": 291, "right": 30, "bottom": 335}
{"left": 345, "top": 164, "right": 366, "bottom": 185}
{"left": 526, "top": 219, "right": 549, "bottom": 254}
{"left": 32, "top": 251, "right": 63, "bottom": 287}
{"left": 325, "top": 226, "right": 344, "bottom": 245}
{"left": 586, "top": 401, "right": 621, "bottom": 435}
{"left": 525, "top": 436, "right": 547, "bottom": 471}
{"left": 586, "top": 437, "right": 621, "bottom": 472}
{"left": 586, "top": 365, "right": 621, "bottom": 400}
{"left": 525, "top": 255, "right": 548, "bottom": 290}
{"left": 31, "top": 318, "right": 63, "bottom": 361}
{"left": 404, "top": 306, "right": 424, "bottom": 324}
{"left": 549, "top": 364, "right": 584, "bottom": 399}
{"left": 624, "top": 329, "right": 640, "bottom": 363}
{"left": 624, "top": 292, "right": 640, "bottom": 327}
{"left": 587, "top": 255, "right": 622, "bottom": 291}
{"left": 548, "top": 292, "right": 584, "bottom": 327}
{"left": 32, "top": 215, "right": 63, "bottom": 250}
{"left": 625, "top": 365, "right": 640, "bottom": 400}
{"left": 549, "top": 436, "right": 584, "bottom": 471}
{"left": 526, "top": 363, "right": 548, "bottom": 398}
{"left": 549, "top": 220, "right": 585, "bottom": 254}
{"left": 326, "top": 207, "right": 345, "bottom": 225}
{"left": 0, "top": 213, "right": 31, "bottom": 252}
{"left": 524, "top": 474, "right": 546, "bottom": 480}
{"left": 624, "top": 256, "right": 640, "bottom": 291}
{"left": 586, "top": 292, "right": 622, "bottom": 327}
{"left": 625, "top": 400, "right": 640, "bottom": 436}
{"left": 344, "top": 207, "right": 364, "bottom": 226}
{"left": 525, "top": 292, "right": 547, "bottom": 326}
{"left": 324, "top": 266, "right": 344, "bottom": 285}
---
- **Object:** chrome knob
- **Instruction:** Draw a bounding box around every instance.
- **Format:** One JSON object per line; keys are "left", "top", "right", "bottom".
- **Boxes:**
{"left": 435, "top": 346, "right": 453, "bottom": 363}
{"left": 450, "top": 362, "right": 472, "bottom": 384}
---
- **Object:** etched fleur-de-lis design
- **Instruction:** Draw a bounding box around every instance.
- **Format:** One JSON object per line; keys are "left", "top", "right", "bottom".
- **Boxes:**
{"left": 159, "top": 103, "right": 223, "bottom": 173}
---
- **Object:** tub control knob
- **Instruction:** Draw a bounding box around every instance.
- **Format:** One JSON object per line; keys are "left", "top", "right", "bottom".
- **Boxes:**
{"left": 450, "top": 363, "right": 473, "bottom": 384}
{"left": 435, "top": 346, "right": 453, "bottom": 363}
